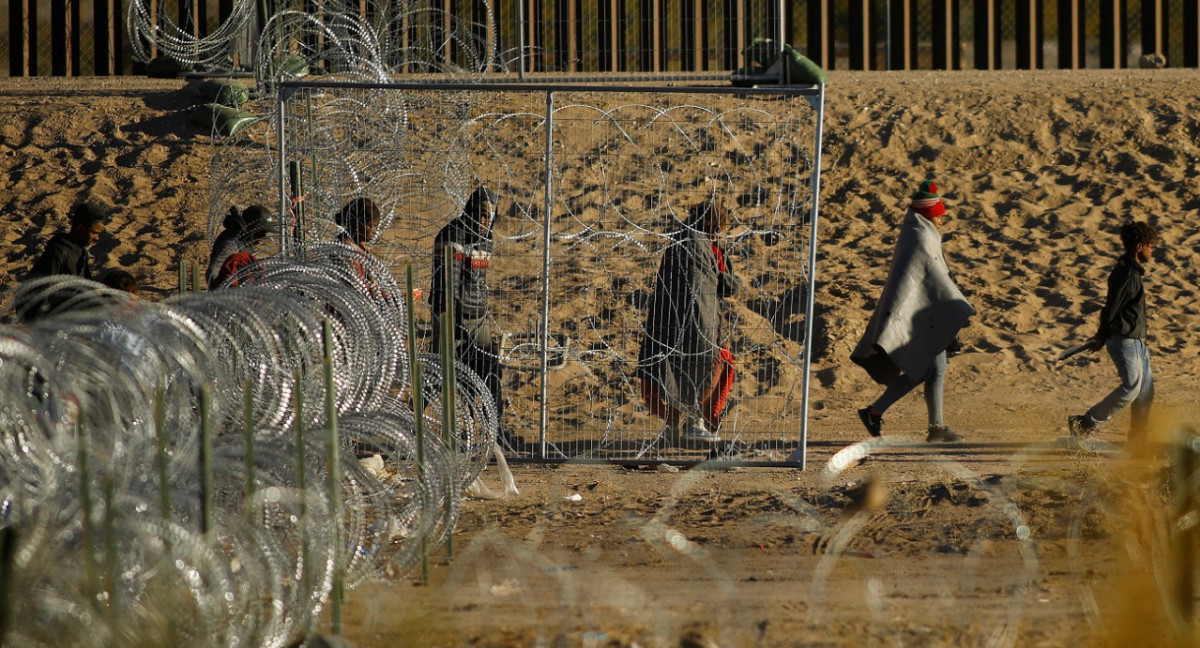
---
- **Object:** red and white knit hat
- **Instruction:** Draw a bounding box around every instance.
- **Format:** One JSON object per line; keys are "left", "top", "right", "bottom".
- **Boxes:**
{"left": 911, "top": 180, "right": 946, "bottom": 219}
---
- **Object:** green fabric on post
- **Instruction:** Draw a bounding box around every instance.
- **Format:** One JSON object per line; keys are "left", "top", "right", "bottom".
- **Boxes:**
{"left": 191, "top": 103, "right": 260, "bottom": 137}
{"left": 782, "top": 43, "right": 828, "bottom": 85}
{"left": 192, "top": 79, "right": 250, "bottom": 108}
{"left": 741, "top": 37, "right": 827, "bottom": 85}
{"left": 145, "top": 55, "right": 193, "bottom": 79}
{"left": 271, "top": 54, "right": 309, "bottom": 78}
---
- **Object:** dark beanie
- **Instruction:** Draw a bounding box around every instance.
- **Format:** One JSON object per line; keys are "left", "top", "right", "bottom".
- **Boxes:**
{"left": 910, "top": 180, "right": 946, "bottom": 219}
{"left": 70, "top": 202, "right": 106, "bottom": 228}
{"left": 241, "top": 204, "right": 270, "bottom": 230}
{"left": 465, "top": 186, "right": 497, "bottom": 215}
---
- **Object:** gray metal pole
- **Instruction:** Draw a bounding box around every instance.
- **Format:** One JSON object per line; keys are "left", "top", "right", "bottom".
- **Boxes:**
{"left": 777, "top": 0, "right": 787, "bottom": 83}
{"left": 537, "top": 90, "right": 556, "bottom": 459}
{"left": 792, "top": 84, "right": 826, "bottom": 470}
{"left": 276, "top": 86, "right": 289, "bottom": 255}
{"left": 517, "top": 0, "right": 526, "bottom": 78}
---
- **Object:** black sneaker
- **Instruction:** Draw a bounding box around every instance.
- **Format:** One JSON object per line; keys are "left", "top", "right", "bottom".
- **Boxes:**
{"left": 1067, "top": 415, "right": 1095, "bottom": 437}
{"left": 858, "top": 407, "right": 882, "bottom": 437}
{"left": 926, "top": 425, "right": 964, "bottom": 443}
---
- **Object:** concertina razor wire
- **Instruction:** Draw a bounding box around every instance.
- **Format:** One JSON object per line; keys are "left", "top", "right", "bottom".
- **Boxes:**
{"left": 0, "top": 244, "right": 495, "bottom": 648}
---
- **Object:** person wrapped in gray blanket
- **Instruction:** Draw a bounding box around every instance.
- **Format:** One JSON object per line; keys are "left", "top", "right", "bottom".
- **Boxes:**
{"left": 851, "top": 180, "right": 974, "bottom": 443}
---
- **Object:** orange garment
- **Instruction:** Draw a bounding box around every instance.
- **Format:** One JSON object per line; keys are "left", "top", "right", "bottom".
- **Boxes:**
{"left": 215, "top": 251, "right": 257, "bottom": 287}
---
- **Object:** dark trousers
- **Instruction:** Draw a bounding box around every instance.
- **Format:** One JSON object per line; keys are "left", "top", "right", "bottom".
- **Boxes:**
{"left": 431, "top": 315, "right": 504, "bottom": 429}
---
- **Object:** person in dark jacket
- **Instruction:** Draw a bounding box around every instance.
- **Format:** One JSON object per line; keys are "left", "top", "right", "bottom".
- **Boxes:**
{"left": 28, "top": 201, "right": 107, "bottom": 279}
{"left": 1068, "top": 221, "right": 1158, "bottom": 441}
{"left": 207, "top": 204, "right": 268, "bottom": 288}
{"left": 637, "top": 201, "right": 742, "bottom": 444}
{"left": 430, "top": 186, "right": 520, "bottom": 448}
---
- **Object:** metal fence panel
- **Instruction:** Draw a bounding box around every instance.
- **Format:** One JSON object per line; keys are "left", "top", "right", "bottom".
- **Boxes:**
{"left": 274, "top": 80, "right": 824, "bottom": 465}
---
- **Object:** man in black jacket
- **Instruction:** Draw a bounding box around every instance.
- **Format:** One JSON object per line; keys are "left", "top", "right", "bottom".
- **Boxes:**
{"left": 28, "top": 201, "right": 107, "bottom": 279}
{"left": 431, "top": 186, "right": 523, "bottom": 449}
{"left": 1068, "top": 221, "right": 1158, "bottom": 441}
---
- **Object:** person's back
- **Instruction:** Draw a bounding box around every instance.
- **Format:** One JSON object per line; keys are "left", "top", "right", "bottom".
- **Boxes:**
{"left": 207, "top": 205, "right": 268, "bottom": 288}
{"left": 29, "top": 202, "right": 107, "bottom": 280}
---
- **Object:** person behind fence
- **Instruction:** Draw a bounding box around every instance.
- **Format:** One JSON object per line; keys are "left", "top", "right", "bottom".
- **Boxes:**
{"left": 335, "top": 197, "right": 380, "bottom": 256}
{"left": 28, "top": 201, "right": 107, "bottom": 280}
{"left": 1067, "top": 221, "right": 1158, "bottom": 444}
{"left": 430, "top": 186, "right": 523, "bottom": 450}
{"left": 335, "top": 196, "right": 398, "bottom": 302}
{"left": 637, "top": 201, "right": 742, "bottom": 445}
{"left": 207, "top": 204, "right": 268, "bottom": 288}
{"left": 851, "top": 180, "right": 974, "bottom": 444}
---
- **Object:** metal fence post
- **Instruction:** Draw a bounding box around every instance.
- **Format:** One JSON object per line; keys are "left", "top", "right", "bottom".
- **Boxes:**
{"left": 537, "top": 89, "right": 555, "bottom": 459}
{"left": 790, "top": 83, "right": 825, "bottom": 471}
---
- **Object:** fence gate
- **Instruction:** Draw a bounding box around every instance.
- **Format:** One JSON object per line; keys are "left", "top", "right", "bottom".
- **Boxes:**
{"left": 274, "top": 78, "right": 825, "bottom": 467}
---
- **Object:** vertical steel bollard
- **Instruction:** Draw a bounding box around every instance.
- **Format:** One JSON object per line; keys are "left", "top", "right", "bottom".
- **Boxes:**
{"left": 322, "top": 319, "right": 344, "bottom": 636}
{"left": 405, "top": 265, "right": 430, "bottom": 585}
{"left": 191, "top": 262, "right": 201, "bottom": 294}
{"left": 178, "top": 260, "right": 187, "bottom": 296}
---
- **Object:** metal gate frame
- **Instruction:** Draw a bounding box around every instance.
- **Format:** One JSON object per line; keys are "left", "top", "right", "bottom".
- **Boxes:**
{"left": 275, "top": 77, "right": 825, "bottom": 468}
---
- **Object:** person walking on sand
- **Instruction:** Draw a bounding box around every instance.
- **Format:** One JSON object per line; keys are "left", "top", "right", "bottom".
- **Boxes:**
{"left": 637, "top": 201, "right": 742, "bottom": 445}
{"left": 1067, "top": 221, "right": 1158, "bottom": 443}
{"left": 28, "top": 201, "right": 107, "bottom": 280}
{"left": 851, "top": 180, "right": 974, "bottom": 443}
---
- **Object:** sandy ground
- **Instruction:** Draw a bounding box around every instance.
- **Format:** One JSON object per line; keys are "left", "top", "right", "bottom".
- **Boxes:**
{"left": 3, "top": 70, "right": 1200, "bottom": 646}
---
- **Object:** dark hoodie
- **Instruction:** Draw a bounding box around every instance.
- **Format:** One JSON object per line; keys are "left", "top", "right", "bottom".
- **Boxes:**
{"left": 29, "top": 233, "right": 91, "bottom": 279}
{"left": 430, "top": 187, "right": 498, "bottom": 321}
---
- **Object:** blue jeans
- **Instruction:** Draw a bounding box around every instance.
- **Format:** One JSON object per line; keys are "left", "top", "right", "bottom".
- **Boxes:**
{"left": 872, "top": 351, "right": 946, "bottom": 428}
{"left": 1087, "top": 337, "right": 1153, "bottom": 432}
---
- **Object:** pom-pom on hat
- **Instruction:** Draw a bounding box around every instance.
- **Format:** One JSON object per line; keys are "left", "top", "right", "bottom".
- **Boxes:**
{"left": 910, "top": 180, "right": 946, "bottom": 219}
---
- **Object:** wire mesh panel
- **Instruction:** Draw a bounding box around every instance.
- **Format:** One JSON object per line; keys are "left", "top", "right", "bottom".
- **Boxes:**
{"left": 277, "top": 80, "right": 825, "bottom": 465}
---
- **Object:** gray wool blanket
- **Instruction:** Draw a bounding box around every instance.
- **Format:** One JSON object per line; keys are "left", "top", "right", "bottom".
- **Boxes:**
{"left": 851, "top": 209, "right": 974, "bottom": 385}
